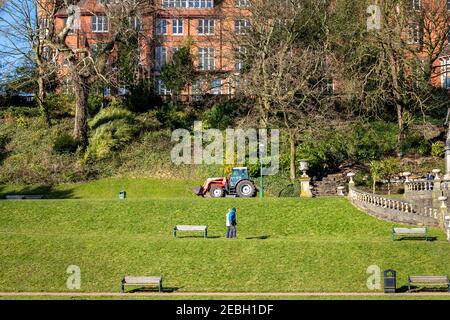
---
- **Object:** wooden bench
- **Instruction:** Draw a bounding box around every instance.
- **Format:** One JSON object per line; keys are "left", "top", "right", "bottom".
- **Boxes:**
{"left": 5, "top": 195, "right": 44, "bottom": 200}
{"left": 392, "top": 227, "right": 428, "bottom": 241}
{"left": 408, "top": 275, "right": 450, "bottom": 292}
{"left": 173, "top": 225, "right": 208, "bottom": 238}
{"left": 120, "top": 276, "right": 163, "bottom": 293}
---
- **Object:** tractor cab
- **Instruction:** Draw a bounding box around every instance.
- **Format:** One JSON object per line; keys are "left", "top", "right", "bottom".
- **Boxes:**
{"left": 229, "top": 167, "right": 250, "bottom": 188}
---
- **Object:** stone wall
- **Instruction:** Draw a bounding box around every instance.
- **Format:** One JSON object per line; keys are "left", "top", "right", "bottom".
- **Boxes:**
{"left": 349, "top": 185, "right": 439, "bottom": 227}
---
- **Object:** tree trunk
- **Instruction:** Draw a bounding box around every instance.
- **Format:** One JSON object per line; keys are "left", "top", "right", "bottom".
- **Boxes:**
{"left": 289, "top": 135, "right": 296, "bottom": 181}
{"left": 73, "top": 77, "right": 89, "bottom": 149}
{"left": 396, "top": 103, "right": 404, "bottom": 157}
{"left": 37, "top": 75, "right": 50, "bottom": 126}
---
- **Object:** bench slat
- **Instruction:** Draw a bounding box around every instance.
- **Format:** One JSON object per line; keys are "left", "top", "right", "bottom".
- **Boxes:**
{"left": 124, "top": 276, "right": 161, "bottom": 284}
{"left": 394, "top": 228, "right": 426, "bottom": 234}
{"left": 175, "top": 225, "right": 207, "bottom": 231}
{"left": 409, "top": 276, "right": 448, "bottom": 283}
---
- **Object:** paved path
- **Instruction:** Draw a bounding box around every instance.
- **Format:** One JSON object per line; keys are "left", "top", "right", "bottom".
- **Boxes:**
{"left": 0, "top": 292, "right": 449, "bottom": 297}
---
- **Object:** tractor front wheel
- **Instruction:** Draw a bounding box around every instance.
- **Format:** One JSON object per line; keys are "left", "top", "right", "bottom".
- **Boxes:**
{"left": 210, "top": 185, "right": 225, "bottom": 198}
{"left": 236, "top": 180, "right": 256, "bottom": 198}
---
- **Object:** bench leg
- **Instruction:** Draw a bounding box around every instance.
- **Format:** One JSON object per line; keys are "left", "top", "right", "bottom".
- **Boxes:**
{"left": 159, "top": 281, "right": 162, "bottom": 293}
{"left": 408, "top": 281, "right": 410, "bottom": 292}
{"left": 173, "top": 229, "right": 177, "bottom": 238}
{"left": 205, "top": 229, "right": 208, "bottom": 239}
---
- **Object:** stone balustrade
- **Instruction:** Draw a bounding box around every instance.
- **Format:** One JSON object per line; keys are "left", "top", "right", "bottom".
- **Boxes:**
{"left": 349, "top": 186, "right": 439, "bottom": 227}
{"left": 404, "top": 180, "right": 435, "bottom": 192}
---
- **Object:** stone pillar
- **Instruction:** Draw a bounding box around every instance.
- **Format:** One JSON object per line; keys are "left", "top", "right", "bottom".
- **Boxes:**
{"left": 444, "top": 124, "right": 450, "bottom": 181}
{"left": 432, "top": 169, "right": 442, "bottom": 209}
{"left": 438, "top": 196, "right": 448, "bottom": 229}
{"left": 347, "top": 173, "right": 355, "bottom": 199}
{"left": 300, "top": 177, "right": 313, "bottom": 198}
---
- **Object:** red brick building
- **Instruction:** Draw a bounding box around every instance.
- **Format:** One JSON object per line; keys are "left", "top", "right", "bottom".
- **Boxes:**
{"left": 42, "top": 0, "right": 450, "bottom": 97}
{"left": 42, "top": 0, "right": 250, "bottom": 98}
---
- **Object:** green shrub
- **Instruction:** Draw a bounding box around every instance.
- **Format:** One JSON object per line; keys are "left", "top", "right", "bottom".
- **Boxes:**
{"left": 401, "top": 132, "right": 430, "bottom": 156}
{"left": 0, "top": 106, "right": 41, "bottom": 119}
{"left": 16, "top": 115, "right": 28, "bottom": 127}
{"left": 85, "top": 107, "right": 140, "bottom": 161}
{"left": 46, "top": 93, "right": 75, "bottom": 117}
{"left": 203, "top": 100, "right": 238, "bottom": 130}
{"left": 156, "top": 102, "right": 195, "bottom": 130}
{"left": 53, "top": 133, "right": 78, "bottom": 154}
{"left": 431, "top": 141, "right": 445, "bottom": 157}
{"left": 88, "top": 93, "right": 107, "bottom": 116}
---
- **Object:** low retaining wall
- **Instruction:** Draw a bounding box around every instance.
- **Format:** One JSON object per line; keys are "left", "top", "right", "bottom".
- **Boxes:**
{"left": 349, "top": 186, "right": 439, "bottom": 227}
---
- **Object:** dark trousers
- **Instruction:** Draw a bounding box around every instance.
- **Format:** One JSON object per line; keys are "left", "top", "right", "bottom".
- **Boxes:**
{"left": 228, "top": 225, "right": 237, "bottom": 238}
{"left": 226, "top": 226, "right": 232, "bottom": 238}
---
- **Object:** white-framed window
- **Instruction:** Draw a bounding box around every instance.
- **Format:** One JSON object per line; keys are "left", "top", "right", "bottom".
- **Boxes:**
{"left": 172, "top": 18, "right": 183, "bottom": 35}
{"left": 198, "top": 19, "right": 215, "bottom": 35}
{"left": 225, "top": 79, "right": 232, "bottom": 95}
{"left": 155, "top": 46, "right": 168, "bottom": 70}
{"left": 156, "top": 18, "right": 168, "bottom": 35}
{"left": 131, "top": 16, "right": 141, "bottom": 31}
{"left": 92, "top": 15, "right": 109, "bottom": 33}
{"left": 210, "top": 79, "right": 222, "bottom": 95}
{"left": 162, "top": 0, "right": 213, "bottom": 8}
{"left": 441, "top": 57, "right": 450, "bottom": 89}
{"left": 234, "top": 46, "right": 246, "bottom": 71}
{"left": 198, "top": 48, "right": 215, "bottom": 71}
{"left": 235, "top": 0, "right": 250, "bottom": 7}
{"left": 39, "top": 18, "right": 50, "bottom": 39}
{"left": 411, "top": 0, "right": 421, "bottom": 11}
{"left": 192, "top": 80, "right": 204, "bottom": 101}
{"left": 407, "top": 23, "right": 421, "bottom": 44}
{"left": 234, "top": 19, "right": 250, "bottom": 34}
{"left": 156, "top": 78, "right": 171, "bottom": 95}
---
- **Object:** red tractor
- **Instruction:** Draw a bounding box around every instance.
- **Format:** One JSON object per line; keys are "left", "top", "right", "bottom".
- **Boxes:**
{"left": 193, "top": 167, "right": 258, "bottom": 198}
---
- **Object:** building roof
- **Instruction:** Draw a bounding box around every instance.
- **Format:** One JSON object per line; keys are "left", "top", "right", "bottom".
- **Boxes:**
{"left": 55, "top": 0, "right": 106, "bottom": 17}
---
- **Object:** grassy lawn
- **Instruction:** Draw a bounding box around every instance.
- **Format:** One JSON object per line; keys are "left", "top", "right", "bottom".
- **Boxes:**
{"left": 0, "top": 179, "right": 449, "bottom": 294}
{"left": 0, "top": 177, "right": 200, "bottom": 199}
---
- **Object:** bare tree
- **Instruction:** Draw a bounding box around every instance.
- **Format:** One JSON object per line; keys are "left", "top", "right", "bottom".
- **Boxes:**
{"left": 0, "top": 0, "right": 57, "bottom": 124}
{"left": 40, "top": 0, "right": 155, "bottom": 147}
{"left": 235, "top": 0, "right": 332, "bottom": 180}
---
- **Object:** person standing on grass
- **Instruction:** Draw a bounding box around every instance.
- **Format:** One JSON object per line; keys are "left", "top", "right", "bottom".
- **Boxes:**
{"left": 229, "top": 208, "right": 237, "bottom": 239}
{"left": 226, "top": 208, "right": 233, "bottom": 238}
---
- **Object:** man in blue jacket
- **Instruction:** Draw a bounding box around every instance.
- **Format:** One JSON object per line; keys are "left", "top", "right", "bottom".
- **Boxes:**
{"left": 227, "top": 208, "right": 237, "bottom": 239}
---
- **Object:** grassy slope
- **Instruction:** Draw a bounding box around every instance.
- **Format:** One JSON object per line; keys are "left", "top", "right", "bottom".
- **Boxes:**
{"left": 0, "top": 190, "right": 449, "bottom": 293}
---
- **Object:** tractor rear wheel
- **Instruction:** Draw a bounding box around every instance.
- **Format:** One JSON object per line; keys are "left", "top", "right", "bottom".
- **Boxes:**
{"left": 236, "top": 180, "right": 256, "bottom": 198}
{"left": 210, "top": 185, "right": 225, "bottom": 198}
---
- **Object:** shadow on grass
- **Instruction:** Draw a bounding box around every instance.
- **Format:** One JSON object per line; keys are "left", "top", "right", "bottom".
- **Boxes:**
{"left": 175, "top": 235, "right": 221, "bottom": 239}
{"left": 126, "top": 287, "right": 180, "bottom": 293}
{"left": 0, "top": 185, "right": 77, "bottom": 199}
{"left": 246, "top": 235, "right": 271, "bottom": 240}
{"left": 395, "top": 236, "right": 438, "bottom": 242}
{"left": 397, "top": 285, "right": 450, "bottom": 293}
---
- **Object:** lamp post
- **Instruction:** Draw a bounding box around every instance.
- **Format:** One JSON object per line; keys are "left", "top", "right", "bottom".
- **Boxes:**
{"left": 260, "top": 143, "right": 265, "bottom": 198}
